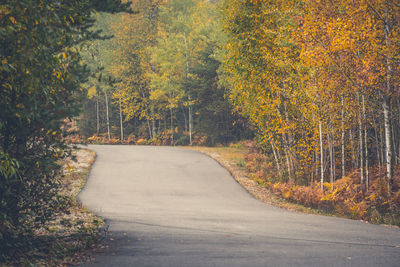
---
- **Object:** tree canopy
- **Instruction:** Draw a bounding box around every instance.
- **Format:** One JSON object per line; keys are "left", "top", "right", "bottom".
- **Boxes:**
{"left": 0, "top": 0, "right": 130, "bottom": 260}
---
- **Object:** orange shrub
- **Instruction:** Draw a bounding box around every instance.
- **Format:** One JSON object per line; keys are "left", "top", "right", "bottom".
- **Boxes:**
{"left": 136, "top": 138, "right": 147, "bottom": 145}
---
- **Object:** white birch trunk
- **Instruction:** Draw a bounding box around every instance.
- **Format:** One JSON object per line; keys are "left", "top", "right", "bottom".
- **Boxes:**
{"left": 384, "top": 16, "right": 393, "bottom": 193}
{"left": 271, "top": 139, "right": 282, "bottom": 178}
{"left": 189, "top": 104, "right": 192, "bottom": 145}
{"left": 350, "top": 129, "right": 356, "bottom": 169}
{"left": 358, "top": 101, "right": 364, "bottom": 185}
{"left": 105, "top": 91, "right": 111, "bottom": 141}
{"left": 96, "top": 91, "right": 100, "bottom": 135}
{"left": 383, "top": 97, "right": 393, "bottom": 192}
{"left": 329, "top": 133, "right": 334, "bottom": 186}
{"left": 374, "top": 126, "right": 381, "bottom": 169}
{"left": 119, "top": 97, "right": 124, "bottom": 141}
{"left": 362, "top": 95, "right": 369, "bottom": 190}
{"left": 319, "top": 120, "right": 324, "bottom": 190}
{"left": 341, "top": 95, "right": 345, "bottom": 177}
{"left": 184, "top": 34, "right": 192, "bottom": 145}
{"left": 170, "top": 107, "right": 174, "bottom": 146}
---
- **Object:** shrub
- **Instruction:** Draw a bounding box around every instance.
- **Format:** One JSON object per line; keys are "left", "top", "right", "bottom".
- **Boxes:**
{"left": 136, "top": 138, "right": 147, "bottom": 145}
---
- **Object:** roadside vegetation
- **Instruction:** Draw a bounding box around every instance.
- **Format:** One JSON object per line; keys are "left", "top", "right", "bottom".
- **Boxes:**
{"left": 190, "top": 142, "right": 400, "bottom": 227}
{"left": 2, "top": 0, "right": 400, "bottom": 263}
{"left": 72, "top": 0, "right": 400, "bottom": 226}
{"left": 0, "top": 0, "right": 129, "bottom": 264}
{"left": 2, "top": 149, "right": 103, "bottom": 266}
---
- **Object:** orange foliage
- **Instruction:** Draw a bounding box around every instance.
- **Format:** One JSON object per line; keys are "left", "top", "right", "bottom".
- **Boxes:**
{"left": 245, "top": 146, "right": 400, "bottom": 225}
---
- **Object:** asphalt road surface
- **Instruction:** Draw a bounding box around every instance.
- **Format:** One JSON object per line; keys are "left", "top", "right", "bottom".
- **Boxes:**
{"left": 78, "top": 145, "right": 400, "bottom": 267}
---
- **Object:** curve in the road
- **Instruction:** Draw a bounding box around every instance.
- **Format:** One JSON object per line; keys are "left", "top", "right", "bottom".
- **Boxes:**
{"left": 78, "top": 145, "right": 400, "bottom": 267}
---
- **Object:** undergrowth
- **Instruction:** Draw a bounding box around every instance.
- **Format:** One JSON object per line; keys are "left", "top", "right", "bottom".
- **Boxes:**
{"left": 190, "top": 141, "right": 400, "bottom": 227}
{"left": 244, "top": 143, "right": 400, "bottom": 226}
{"left": 2, "top": 149, "right": 104, "bottom": 266}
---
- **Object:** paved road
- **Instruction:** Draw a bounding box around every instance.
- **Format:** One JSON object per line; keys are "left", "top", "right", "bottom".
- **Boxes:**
{"left": 78, "top": 145, "right": 400, "bottom": 266}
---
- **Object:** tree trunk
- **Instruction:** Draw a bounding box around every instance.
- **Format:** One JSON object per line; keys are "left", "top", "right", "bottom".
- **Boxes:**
{"left": 152, "top": 119, "right": 156, "bottom": 139}
{"left": 383, "top": 96, "right": 393, "bottom": 193}
{"left": 398, "top": 100, "right": 400, "bottom": 164}
{"left": 284, "top": 145, "right": 292, "bottom": 182}
{"left": 349, "top": 129, "right": 356, "bottom": 169}
{"left": 150, "top": 106, "right": 156, "bottom": 139}
{"left": 271, "top": 139, "right": 282, "bottom": 178}
{"left": 333, "top": 139, "right": 336, "bottom": 180}
{"left": 374, "top": 126, "right": 381, "bottom": 169}
{"left": 105, "top": 91, "right": 111, "bottom": 141}
{"left": 119, "top": 97, "right": 124, "bottom": 141}
{"left": 283, "top": 101, "right": 297, "bottom": 179}
{"left": 329, "top": 133, "right": 334, "bottom": 186}
{"left": 384, "top": 17, "right": 394, "bottom": 194}
{"left": 96, "top": 91, "right": 100, "bottom": 135}
{"left": 358, "top": 110, "right": 364, "bottom": 185}
{"left": 319, "top": 119, "right": 324, "bottom": 190}
{"left": 182, "top": 106, "right": 188, "bottom": 132}
{"left": 362, "top": 94, "right": 369, "bottom": 190}
{"left": 391, "top": 116, "right": 397, "bottom": 164}
{"left": 184, "top": 34, "right": 192, "bottom": 146}
{"left": 311, "top": 151, "right": 315, "bottom": 184}
{"left": 341, "top": 94, "right": 345, "bottom": 177}
{"left": 379, "top": 124, "right": 385, "bottom": 167}
{"left": 315, "top": 144, "right": 319, "bottom": 183}
{"left": 147, "top": 120, "right": 152, "bottom": 139}
{"left": 170, "top": 107, "right": 174, "bottom": 146}
{"left": 189, "top": 102, "right": 192, "bottom": 145}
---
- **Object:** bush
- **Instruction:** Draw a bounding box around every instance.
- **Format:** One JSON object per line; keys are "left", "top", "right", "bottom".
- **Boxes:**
{"left": 244, "top": 145, "right": 400, "bottom": 225}
{"left": 136, "top": 138, "right": 147, "bottom": 145}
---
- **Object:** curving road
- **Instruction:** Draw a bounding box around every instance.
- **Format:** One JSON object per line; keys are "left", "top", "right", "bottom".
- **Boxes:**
{"left": 78, "top": 145, "right": 400, "bottom": 266}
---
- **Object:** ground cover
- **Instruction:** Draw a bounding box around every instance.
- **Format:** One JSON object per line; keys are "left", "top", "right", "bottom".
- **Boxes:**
{"left": 3, "top": 148, "right": 105, "bottom": 266}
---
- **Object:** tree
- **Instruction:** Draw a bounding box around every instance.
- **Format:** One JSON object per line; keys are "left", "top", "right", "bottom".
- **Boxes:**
{"left": 221, "top": 0, "right": 400, "bottom": 196}
{"left": 0, "top": 0, "right": 130, "bottom": 259}
{"left": 111, "top": 0, "right": 162, "bottom": 139}
{"left": 105, "top": 0, "right": 247, "bottom": 145}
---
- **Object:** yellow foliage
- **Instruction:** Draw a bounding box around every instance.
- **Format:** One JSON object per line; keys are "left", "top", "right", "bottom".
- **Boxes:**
{"left": 9, "top": 16, "right": 17, "bottom": 24}
{"left": 136, "top": 138, "right": 147, "bottom": 145}
{"left": 323, "top": 182, "right": 332, "bottom": 190}
{"left": 87, "top": 86, "right": 97, "bottom": 99}
{"left": 365, "top": 194, "right": 376, "bottom": 201}
{"left": 283, "top": 189, "right": 292, "bottom": 199}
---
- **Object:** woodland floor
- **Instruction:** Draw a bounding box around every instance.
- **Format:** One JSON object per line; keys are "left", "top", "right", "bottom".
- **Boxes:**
{"left": 7, "top": 148, "right": 106, "bottom": 266}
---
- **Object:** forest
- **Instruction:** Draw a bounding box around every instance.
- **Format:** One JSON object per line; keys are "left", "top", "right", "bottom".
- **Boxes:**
{"left": 77, "top": 0, "right": 250, "bottom": 146}
{"left": 78, "top": 0, "right": 400, "bottom": 221}
{"left": 1, "top": 0, "right": 400, "bottom": 263}
{"left": 220, "top": 0, "right": 400, "bottom": 223}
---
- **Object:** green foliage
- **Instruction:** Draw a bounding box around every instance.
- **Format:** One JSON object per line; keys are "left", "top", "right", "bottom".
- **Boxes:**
{"left": 0, "top": 0, "right": 129, "bottom": 262}
{"left": 75, "top": 0, "right": 250, "bottom": 145}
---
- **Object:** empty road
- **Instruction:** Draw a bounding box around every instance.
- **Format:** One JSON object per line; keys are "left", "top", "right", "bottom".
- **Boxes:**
{"left": 78, "top": 145, "right": 400, "bottom": 266}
